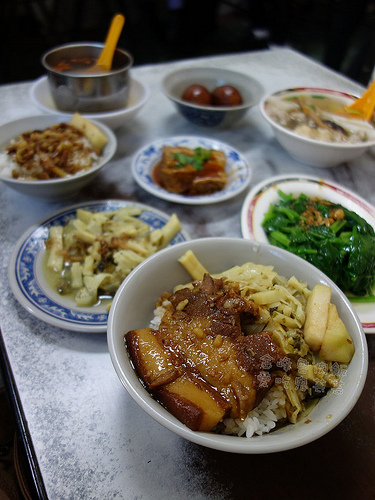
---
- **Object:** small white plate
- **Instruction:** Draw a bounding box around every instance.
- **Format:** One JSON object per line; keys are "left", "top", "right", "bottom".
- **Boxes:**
{"left": 131, "top": 136, "right": 252, "bottom": 205}
{"left": 9, "top": 200, "right": 189, "bottom": 333}
{"left": 29, "top": 76, "right": 150, "bottom": 130}
{"left": 241, "top": 174, "right": 375, "bottom": 333}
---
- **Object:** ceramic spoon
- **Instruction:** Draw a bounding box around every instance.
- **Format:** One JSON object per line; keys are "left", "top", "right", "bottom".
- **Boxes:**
{"left": 88, "top": 13, "right": 125, "bottom": 72}
{"left": 343, "top": 79, "right": 375, "bottom": 121}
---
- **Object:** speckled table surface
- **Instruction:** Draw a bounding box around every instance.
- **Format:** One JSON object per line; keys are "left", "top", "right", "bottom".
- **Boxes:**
{"left": 0, "top": 48, "right": 374, "bottom": 499}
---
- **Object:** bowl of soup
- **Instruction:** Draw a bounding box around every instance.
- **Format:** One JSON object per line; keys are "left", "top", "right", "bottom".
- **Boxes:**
{"left": 260, "top": 87, "right": 375, "bottom": 167}
{"left": 42, "top": 43, "right": 133, "bottom": 113}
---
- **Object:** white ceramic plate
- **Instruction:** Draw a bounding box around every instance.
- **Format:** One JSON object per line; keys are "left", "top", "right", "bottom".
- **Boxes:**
{"left": 29, "top": 76, "right": 150, "bottom": 130}
{"left": 131, "top": 136, "right": 252, "bottom": 205}
{"left": 241, "top": 174, "right": 375, "bottom": 333}
{"left": 9, "top": 200, "right": 189, "bottom": 333}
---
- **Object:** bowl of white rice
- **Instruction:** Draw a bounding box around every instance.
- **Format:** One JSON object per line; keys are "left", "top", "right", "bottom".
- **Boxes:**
{"left": 107, "top": 237, "right": 368, "bottom": 454}
{"left": 0, "top": 114, "right": 116, "bottom": 200}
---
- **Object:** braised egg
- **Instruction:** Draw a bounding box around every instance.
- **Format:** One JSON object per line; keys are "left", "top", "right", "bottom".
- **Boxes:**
{"left": 182, "top": 84, "right": 212, "bottom": 105}
{"left": 212, "top": 85, "right": 243, "bottom": 106}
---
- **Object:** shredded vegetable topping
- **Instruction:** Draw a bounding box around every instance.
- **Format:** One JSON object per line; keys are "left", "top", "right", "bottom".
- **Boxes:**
{"left": 45, "top": 207, "right": 182, "bottom": 308}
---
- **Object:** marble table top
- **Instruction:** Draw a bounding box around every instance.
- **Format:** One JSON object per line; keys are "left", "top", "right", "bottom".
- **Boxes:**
{"left": 0, "top": 48, "right": 374, "bottom": 499}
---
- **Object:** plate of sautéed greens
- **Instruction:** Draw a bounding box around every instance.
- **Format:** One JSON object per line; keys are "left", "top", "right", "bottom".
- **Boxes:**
{"left": 241, "top": 174, "right": 375, "bottom": 333}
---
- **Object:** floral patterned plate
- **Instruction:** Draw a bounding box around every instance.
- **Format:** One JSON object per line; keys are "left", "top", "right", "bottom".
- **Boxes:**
{"left": 131, "top": 136, "right": 252, "bottom": 205}
{"left": 241, "top": 174, "right": 375, "bottom": 333}
{"left": 8, "top": 200, "right": 189, "bottom": 333}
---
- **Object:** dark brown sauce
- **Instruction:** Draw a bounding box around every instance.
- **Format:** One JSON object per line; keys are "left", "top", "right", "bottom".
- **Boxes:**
{"left": 195, "top": 161, "right": 222, "bottom": 178}
{"left": 52, "top": 57, "right": 98, "bottom": 73}
{"left": 152, "top": 160, "right": 163, "bottom": 186}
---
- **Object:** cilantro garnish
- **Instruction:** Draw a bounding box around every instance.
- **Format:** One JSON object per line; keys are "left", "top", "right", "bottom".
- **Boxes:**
{"left": 172, "top": 147, "right": 212, "bottom": 171}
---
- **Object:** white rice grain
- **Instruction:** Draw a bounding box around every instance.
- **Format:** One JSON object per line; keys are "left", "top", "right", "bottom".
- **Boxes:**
{"left": 222, "top": 385, "right": 288, "bottom": 437}
{"left": 150, "top": 301, "right": 171, "bottom": 329}
{"left": 0, "top": 152, "right": 14, "bottom": 177}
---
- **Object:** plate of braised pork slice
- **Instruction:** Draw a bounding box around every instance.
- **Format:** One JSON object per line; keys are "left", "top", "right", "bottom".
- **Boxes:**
{"left": 131, "top": 135, "right": 252, "bottom": 205}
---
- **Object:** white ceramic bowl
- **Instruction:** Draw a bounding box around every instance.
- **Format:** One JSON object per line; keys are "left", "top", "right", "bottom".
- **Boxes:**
{"left": 0, "top": 114, "right": 117, "bottom": 199}
{"left": 162, "top": 67, "right": 264, "bottom": 128}
{"left": 260, "top": 87, "right": 375, "bottom": 167}
{"left": 107, "top": 237, "right": 368, "bottom": 454}
{"left": 29, "top": 76, "right": 150, "bottom": 130}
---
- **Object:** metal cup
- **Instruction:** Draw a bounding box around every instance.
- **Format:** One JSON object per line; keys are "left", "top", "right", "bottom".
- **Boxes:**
{"left": 41, "top": 43, "right": 133, "bottom": 113}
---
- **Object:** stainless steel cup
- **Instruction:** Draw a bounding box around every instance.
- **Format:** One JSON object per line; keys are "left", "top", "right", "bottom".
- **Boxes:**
{"left": 41, "top": 43, "right": 133, "bottom": 113}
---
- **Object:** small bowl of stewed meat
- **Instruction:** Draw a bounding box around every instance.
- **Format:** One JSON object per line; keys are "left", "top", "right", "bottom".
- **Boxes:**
{"left": 41, "top": 42, "right": 133, "bottom": 113}
{"left": 162, "top": 67, "right": 264, "bottom": 128}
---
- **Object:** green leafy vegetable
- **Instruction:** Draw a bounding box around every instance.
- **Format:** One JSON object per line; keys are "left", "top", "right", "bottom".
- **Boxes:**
{"left": 261, "top": 191, "right": 375, "bottom": 299}
{"left": 172, "top": 147, "right": 212, "bottom": 171}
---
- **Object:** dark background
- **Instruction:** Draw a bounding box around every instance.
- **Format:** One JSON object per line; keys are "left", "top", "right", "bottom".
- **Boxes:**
{"left": 1, "top": 0, "right": 375, "bottom": 86}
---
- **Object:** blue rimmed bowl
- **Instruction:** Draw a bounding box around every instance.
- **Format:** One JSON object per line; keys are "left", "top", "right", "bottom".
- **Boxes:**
{"left": 162, "top": 67, "right": 263, "bottom": 128}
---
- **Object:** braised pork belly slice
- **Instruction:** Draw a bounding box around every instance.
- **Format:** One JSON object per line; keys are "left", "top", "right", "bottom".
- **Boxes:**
{"left": 125, "top": 274, "right": 287, "bottom": 431}
{"left": 126, "top": 328, "right": 231, "bottom": 431}
{"left": 159, "top": 146, "right": 227, "bottom": 195}
{"left": 126, "top": 328, "right": 179, "bottom": 389}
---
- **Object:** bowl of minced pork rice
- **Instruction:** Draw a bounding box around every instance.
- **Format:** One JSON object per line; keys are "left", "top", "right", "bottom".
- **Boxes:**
{"left": 107, "top": 237, "right": 367, "bottom": 454}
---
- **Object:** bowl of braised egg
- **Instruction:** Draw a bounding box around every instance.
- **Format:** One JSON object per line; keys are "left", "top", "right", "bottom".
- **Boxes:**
{"left": 261, "top": 87, "right": 375, "bottom": 167}
{"left": 0, "top": 113, "right": 116, "bottom": 199}
{"left": 162, "top": 67, "right": 264, "bottom": 128}
{"left": 107, "top": 237, "right": 367, "bottom": 454}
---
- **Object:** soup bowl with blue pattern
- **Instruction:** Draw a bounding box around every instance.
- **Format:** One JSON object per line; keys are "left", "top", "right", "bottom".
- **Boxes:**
{"left": 162, "top": 67, "right": 263, "bottom": 129}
